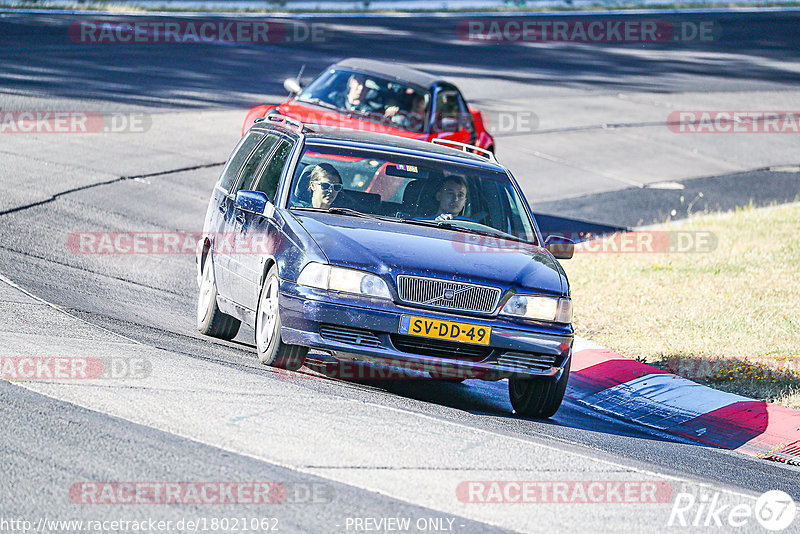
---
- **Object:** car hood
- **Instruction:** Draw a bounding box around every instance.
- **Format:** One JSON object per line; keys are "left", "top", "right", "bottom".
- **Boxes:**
{"left": 293, "top": 211, "right": 565, "bottom": 296}
{"left": 277, "top": 101, "right": 427, "bottom": 140}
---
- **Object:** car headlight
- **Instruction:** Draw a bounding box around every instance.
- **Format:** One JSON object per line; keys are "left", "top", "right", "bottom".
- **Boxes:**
{"left": 297, "top": 262, "right": 391, "bottom": 300}
{"left": 500, "top": 295, "right": 572, "bottom": 323}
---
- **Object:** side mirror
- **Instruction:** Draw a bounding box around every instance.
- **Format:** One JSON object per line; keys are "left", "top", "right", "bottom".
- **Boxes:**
{"left": 235, "top": 190, "right": 272, "bottom": 217}
{"left": 283, "top": 78, "right": 302, "bottom": 95}
{"left": 544, "top": 235, "right": 575, "bottom": 260}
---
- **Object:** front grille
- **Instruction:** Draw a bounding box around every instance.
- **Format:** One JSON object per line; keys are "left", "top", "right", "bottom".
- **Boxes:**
{"left": 390, "top": 334, "right": 492, "bottom": 361}
{"left": 396, "top": 275, "right": 501, "bottom": 313}
{"left": 319, "top": 325, "right": 382, "bottom": 348}
{"left": 497, "top": 352, "right": 557, "bottom": 371}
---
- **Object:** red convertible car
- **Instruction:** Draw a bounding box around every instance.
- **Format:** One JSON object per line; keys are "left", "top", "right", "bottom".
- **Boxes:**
{"left": 242, "top": 58, "right": 495, "bottom": 153}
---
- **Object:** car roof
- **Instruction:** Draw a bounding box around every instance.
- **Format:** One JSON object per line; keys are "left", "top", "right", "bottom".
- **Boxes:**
{"left": 332, "top": 58, "right": 442, "bottom": 89}
{"left": 298, "top": 128, "right": 502, "bottom": 170}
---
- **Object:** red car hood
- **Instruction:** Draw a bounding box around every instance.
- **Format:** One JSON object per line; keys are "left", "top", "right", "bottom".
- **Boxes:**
{"left": 274, "top": 100, "right": 429, "bottom": 140}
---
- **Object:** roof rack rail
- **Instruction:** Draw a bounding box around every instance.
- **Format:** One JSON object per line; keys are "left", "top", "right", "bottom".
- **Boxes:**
{"left": 431, "top": 138, "right": 497, "bottom": 163}
{"left": 254, "top": 113, "right": 305, "bottom": 133}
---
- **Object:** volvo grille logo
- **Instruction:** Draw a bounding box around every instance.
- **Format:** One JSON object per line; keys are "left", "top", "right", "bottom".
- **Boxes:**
{"left": 442, "top": 289, "right": 456, "bottom": 300}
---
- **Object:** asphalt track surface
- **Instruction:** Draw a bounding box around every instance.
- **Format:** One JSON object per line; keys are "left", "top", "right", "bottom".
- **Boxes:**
{"left": 1, "top": 9, "right": 800, "bottom": 534}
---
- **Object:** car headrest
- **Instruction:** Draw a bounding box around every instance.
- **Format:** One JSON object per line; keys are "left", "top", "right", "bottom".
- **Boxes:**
{"left": 402, "top": 177, "right": 445, "bottom": 217}
{"left": 402, "top": 180, "right": 423, "bottom": 206}
{"left": 336, "top": 190, "right": 381, "bottom": 212}
{"left": 293, "top": 165, "right": 315, "bottom": 203}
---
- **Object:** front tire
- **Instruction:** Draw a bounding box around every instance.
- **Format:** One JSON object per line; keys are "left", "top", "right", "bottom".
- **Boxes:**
{"left": 255, "top": 266, "right": 308, "bottom": 370}
{"left": 508, "top": 357, "right": 570, "bottom": 419}
{"left": 197, "top": 254, "right": 241, "bottom": 341}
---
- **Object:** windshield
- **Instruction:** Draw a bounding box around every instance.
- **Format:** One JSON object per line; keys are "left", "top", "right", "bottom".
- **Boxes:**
{"left": 297, "top": 68, "right": 430, "bottom": 133}
{"left": 287, "top": 144, "right": 537, "bottom": 244}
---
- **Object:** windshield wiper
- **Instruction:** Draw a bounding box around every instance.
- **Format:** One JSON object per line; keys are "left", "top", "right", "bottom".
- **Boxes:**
{"left": 398, "top": 219, "right": 535, "bottom": 246}
{"left": 295, "top": 97, "right": 373, "bottom": 120}
{"left": 291, "top": 206, "right": 390, "bottom": 221}
{"left": 327, "top": 207, "right": 388, "bottom": 220}
{"left": 295, "top": 97, "right": 340, "bottom": 111}
{"left": 351, "top": 108, "right": 394, "bottom": 124}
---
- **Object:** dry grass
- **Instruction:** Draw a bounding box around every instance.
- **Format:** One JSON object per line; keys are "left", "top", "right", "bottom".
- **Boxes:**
{"left": 563, "top": 202, "right": 800, "bottom": 408}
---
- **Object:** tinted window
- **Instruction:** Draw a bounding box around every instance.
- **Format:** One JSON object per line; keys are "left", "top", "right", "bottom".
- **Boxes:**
{"left": 218, "top": 132, "right": 263, "bottom": 192}
{"left": 433, "top": 91, "right": 460, "bottom": 132}
{"left": 253, "top": 139, "right": 293, "bottom": 202}
{"left": 234, "top": 135, "right": 278, "bottom": 193}
{"left": 433, "top": 90, "right": 473, "bottom": 132}
{"left": 456, "top": 92, "right": 475, "bottom": 132}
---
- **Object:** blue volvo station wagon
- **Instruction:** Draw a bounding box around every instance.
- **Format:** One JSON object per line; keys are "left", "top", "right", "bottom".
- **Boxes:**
{"left": 197, "top": 115, "right": 575, "bottom": 418}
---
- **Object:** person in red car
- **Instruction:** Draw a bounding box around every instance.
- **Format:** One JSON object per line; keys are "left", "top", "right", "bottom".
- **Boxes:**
{"left": 332, "top": 74, "right": 384, "bottom": 114}
{"left": 386, "top": 92, "right": 427, "bottom": 132}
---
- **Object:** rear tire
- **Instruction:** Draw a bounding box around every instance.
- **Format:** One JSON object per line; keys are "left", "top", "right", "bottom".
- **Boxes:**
{"left": 255, "top": 266, "right": 308, "bottom": 370}
{"left": 197, "top": 254, "right": 241, "bottom": 341}
{"left": 508, "top": 357, "right": 570, "bottom": 419}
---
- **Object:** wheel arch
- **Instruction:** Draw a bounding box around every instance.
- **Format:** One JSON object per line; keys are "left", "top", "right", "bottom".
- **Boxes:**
{"left": 196, "top": 237, "right": 213, "bottom": 286}
{"left": 259, "top": 256, "right": 278, "bottom": 287}
{"left": 199, "top": 238, "right": 212, "bottom": 270}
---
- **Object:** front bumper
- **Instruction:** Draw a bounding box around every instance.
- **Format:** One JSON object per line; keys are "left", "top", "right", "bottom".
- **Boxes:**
{"left": 278, "top": 279, "right": 572, "bottom": 381}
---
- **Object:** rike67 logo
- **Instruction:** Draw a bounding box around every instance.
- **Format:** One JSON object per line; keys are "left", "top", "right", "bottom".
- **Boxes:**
{"left": 669, "top": 490, "right": 796, "bottom": 531}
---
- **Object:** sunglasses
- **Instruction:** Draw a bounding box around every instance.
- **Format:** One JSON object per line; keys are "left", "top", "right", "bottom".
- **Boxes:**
{"left": 316, "top": 182, "right": 343, "bottom": 192}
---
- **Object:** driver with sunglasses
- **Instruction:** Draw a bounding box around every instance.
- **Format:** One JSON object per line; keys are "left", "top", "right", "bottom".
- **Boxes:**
{"left": 308, "top": 163, "right": 344, "bottom": 209}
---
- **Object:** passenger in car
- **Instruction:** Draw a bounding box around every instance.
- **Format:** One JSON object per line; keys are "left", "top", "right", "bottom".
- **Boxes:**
{"left": 433, "top": 175, "right": 468, "bottom": 221}
{"left": 386, "top": 93, "right": 427, "bottom": 132}
{"left": 308, "top": 163, "right": 343, "bottom": 209}
{"left": 332, "top": 74, "right": 384, "bottom": 114}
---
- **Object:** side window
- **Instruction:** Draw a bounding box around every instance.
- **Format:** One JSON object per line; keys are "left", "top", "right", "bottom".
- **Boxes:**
{"left": 253, "top": 139, "right": 294, "bottom": 202}
{"left": 455, "top": 92, "right": 475, "bottom": 132}
{"left": 233, "top": 135, "right": 278, "bottom": 194}
{"left": 503, "top": 186, "right": 534, "bottom": 238}
{"left": 218, "top": 132, "right": 263, "bottom": 192}
{"left": 433, "top": 91, "right": 460, "bottom": 132}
